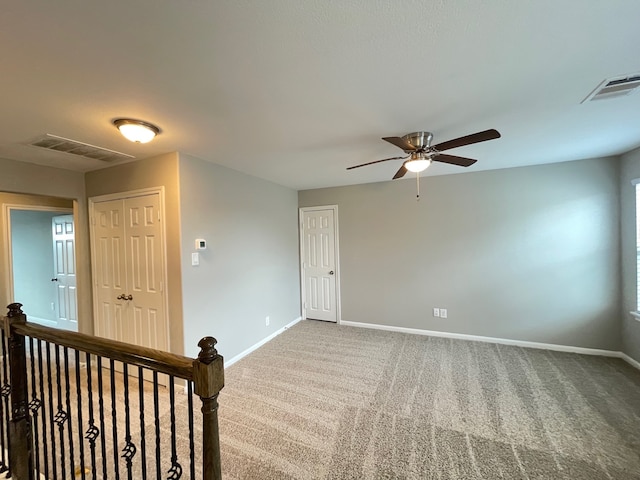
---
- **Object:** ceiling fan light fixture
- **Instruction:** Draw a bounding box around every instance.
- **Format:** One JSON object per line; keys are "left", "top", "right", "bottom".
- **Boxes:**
{"left": 113, "top": 118, "right": 161, "bottom": 143}
{"left": 405, "top": 158, "right": 431, "bottom": 173}
{"left": 347, "top": 128, "right": 499, "bottom": 179}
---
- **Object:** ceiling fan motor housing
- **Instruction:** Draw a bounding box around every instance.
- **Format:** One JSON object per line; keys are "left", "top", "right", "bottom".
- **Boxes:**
{"left": 402, "top": 131, "right": 433, "bottom": 151}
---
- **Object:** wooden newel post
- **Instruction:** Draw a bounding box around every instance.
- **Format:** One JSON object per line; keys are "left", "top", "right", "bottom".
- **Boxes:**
{"left": 5, "top": 303, "right": 33, "bottom": 480}
{"left": 193, "top": 336, "right": 225, "bottom": 480}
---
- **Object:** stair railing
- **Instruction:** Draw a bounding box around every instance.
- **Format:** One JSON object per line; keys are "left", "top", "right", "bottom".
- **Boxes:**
{"left": 0, "top": 303, "right": 224, "bottom": 480}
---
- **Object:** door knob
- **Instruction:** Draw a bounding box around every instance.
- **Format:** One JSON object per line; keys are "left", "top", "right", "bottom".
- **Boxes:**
{"left": 51, "top": 278, "right": 58, "bottom": 282}
{"left": 329, "top": 270, "right": 334, "bottom": 275}
{"left": 117, "top": 294, "right": 126, "bottom": 300}
{"left": 125, "top": 295, "right": 133, "bottom": 301}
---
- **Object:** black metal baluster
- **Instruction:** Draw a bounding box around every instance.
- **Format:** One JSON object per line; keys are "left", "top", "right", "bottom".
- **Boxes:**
{"left": 153, "top": 371, "right": 161, "bottom": 480}
{"left": 167, "top": 376, "right": 182, "bottom": 479}
{"left": 63, "top": 347, "right": 76, "bottom": 476}
{"left": 110, "top": 359, "right": 120, "bottom": 478}
{"left": 85, "top": 353, "right": 99, "bottom": 479}
{"left": 75, "top": 349, "right": 86, "bottom": 480}
{"left": 46, "top": 342, "right": 59, "bottom": 480}
{"left": 0, "top": 334, "right": 9, "bottom": 475}
{"left": 138, "top": 366, "right": 147, "bottom": 480}
{"left": 187, "top": 381, "right": 195, "bottom": 480}
{"left": 28, "top": 337, "right": 42, "bottom": 476}
{"left": 54, "top": 345, "right": 68, "bottom": 480}
{"left": 37, "top": 339, "right": 50, "bottom": 480}
{"left": 121, "top": 363, "right": 136, "bottom": 479}
{"left": 97, "top": 356, "right": 108, "bottom": 478}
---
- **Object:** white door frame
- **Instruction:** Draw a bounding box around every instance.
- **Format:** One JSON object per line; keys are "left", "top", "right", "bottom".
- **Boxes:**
{"left": 3, "top": 204, "right": 73, "bottom": 319}
{"left": 299, "top": 205, "right": 341, "bottom": 323}
{"left": 88, "top": 187, "right": 171, "bottom": 352}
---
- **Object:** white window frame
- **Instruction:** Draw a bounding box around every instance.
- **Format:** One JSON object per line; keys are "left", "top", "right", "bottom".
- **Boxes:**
{"left": 632, "top": 179, "right": 640, "bottom": 320}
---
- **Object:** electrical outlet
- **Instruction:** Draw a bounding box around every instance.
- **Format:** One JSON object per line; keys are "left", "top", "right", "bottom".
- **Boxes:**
{"left": 440, "top": 308, "right": 448, "bottom": 318}
{"left": 433, "top": 308, "right": 440, "bottom": 317}
{"left": 266, "top": 316, "right": 270, "bottom": 326}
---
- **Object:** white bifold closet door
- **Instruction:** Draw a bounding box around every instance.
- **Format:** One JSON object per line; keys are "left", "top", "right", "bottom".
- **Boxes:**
{"left": 91, "top": 193, "right": 168, "bottom": 353}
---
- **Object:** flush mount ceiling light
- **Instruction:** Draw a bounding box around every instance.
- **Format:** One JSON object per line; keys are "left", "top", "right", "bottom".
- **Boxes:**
{"left": 113, "top": 118, "right": 161, "bottom": 143}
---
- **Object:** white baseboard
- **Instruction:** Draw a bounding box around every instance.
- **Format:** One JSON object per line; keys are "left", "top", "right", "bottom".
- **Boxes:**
{"left": 221, "top": 318, "right": 640, "bottom": 371}
{"left": 339, "top": 320, "right": 632, "bottom": 361}
{"left": 225, "top": 317, "right": 302, "bottom": 368}
{"left": 619, "top": 352, "right": 640, "bottom": 370}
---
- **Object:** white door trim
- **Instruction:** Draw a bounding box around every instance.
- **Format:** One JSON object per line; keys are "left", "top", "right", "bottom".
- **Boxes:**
{"left": 299, "top": 205, "right": 341, "bottom": 323}
{"left": 2, "top": 204, "right": 73, "bottom": 308}
{"left": 88, "top": 187, "right": 171, "bottom": 352}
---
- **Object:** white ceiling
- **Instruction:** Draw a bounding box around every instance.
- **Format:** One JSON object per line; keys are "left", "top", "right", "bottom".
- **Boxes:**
{"left": 2, "top": 1, "right": 639, "bottom": 190}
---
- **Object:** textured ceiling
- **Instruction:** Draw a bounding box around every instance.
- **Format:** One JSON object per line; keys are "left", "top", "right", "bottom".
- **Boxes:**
{"left": 1, "top": 0, "right": 639, "bottom": 190}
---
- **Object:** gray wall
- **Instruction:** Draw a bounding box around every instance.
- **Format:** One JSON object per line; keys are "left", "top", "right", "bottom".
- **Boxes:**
{"left": 179, "top": 154, "right": 301, "bottom": 360}
{"left": 0, "top": 158, "right": 92, "bottom": 333}
{"left": 11, "top": 210, "right": 63, "bottom": 320}
{"left": 620, "top": 146, "right": 640, "bottom": 362}
{"left": 299, "top": 157, "right": 621, "bottom": 350}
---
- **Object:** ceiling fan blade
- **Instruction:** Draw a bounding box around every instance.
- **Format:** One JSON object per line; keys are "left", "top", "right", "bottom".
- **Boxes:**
{"left": 433, "top": 153, "right": 477, "bottom": 167}
{"left": 382, "top": 136, "right": 417, "bottom": 151}
{"left": 392, "top": 165, "right": 408, "bottom": 179}
{"left": 432, "top": 129, "right": 501, "bottom": 152}
{"left": 346, "top": 156, "right": 407, "bottom": 170}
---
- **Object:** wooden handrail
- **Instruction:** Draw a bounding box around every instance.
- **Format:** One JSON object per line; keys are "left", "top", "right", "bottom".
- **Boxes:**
{"left": 7, "top": 320, "right": 194, "bottom": 380}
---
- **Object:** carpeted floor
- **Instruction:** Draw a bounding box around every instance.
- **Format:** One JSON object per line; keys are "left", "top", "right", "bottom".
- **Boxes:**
{"left": 218, "top": 320, "right": 640, "bottom": 479}
{"left": 3, "top": 320, "right": 640, "bottom": 479}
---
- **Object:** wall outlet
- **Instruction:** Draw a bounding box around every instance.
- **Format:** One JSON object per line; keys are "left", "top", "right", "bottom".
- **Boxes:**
{"left": 433, "top": 308, "right": 440, "bottom": 317}
{"left": 265, "top": 316, "right": 270, "bottom": 326}
{"left": 440, "top": 308, "right": 448, "bottom": 318}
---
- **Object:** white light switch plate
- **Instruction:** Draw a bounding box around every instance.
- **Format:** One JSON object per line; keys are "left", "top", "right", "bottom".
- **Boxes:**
{"left": 191, "top": 252, "right": 199, "bottom": 266}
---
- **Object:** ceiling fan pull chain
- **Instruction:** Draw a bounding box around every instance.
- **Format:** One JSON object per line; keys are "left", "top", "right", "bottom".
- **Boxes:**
{"left": 416, "top": 172, "right": 420, "bottom": 201}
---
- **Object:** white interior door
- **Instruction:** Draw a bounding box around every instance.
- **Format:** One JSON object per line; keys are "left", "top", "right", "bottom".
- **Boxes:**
{"left": 92, "top": 199, "right": 127, "bottom": 341}
{"left": 91, "top": 192, "right": 168, "bottom": 353}
{"left": 52, "top": 214, "right": 77, "bottom": 331}
{"left": 124, "top": 194, "right": 167, "bottom": 352}
{"left": 301, "top": 207, "right": 338, "bottom": 322}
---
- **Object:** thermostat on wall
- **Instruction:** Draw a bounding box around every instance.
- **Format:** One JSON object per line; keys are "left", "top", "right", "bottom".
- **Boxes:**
{"left": 195, "top": 239, "right": 207, "bottom": 250}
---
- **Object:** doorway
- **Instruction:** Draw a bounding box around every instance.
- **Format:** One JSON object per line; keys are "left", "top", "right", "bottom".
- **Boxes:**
{"left": 4, "top": 206, "right": 78, "bottom": 331}
{"left": 299, "top": 205, "right": 341, "bottom": 323}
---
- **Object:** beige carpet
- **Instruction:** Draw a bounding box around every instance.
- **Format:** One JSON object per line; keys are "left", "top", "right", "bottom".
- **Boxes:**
{"left": 4, "top": 320, "right": 640, "bottom": 479}
{"left": 218, "top": 320, "right": 640, "bottom": 479}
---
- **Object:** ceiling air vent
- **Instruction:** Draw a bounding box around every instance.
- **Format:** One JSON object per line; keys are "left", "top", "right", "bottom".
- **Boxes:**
{"left": 582, "top": 73, "right": 640, "bottom": 103}
{"left": 29, "top": 134, "right": 134, "bottom": 162}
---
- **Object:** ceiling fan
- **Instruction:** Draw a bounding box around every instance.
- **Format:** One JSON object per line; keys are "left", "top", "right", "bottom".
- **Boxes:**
{"left": 347, "top": 129, "right": 501, "bottom": 180}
